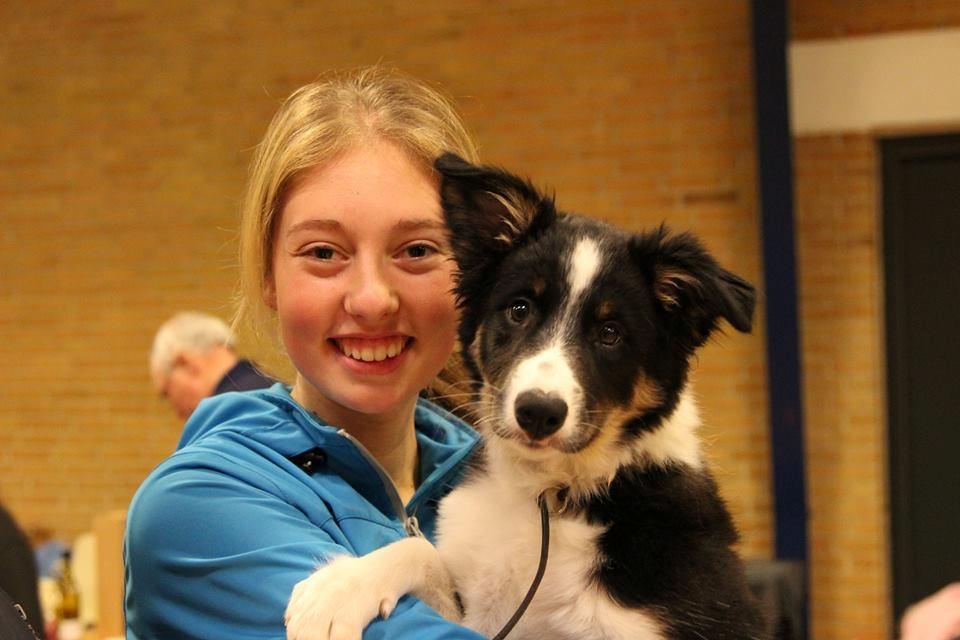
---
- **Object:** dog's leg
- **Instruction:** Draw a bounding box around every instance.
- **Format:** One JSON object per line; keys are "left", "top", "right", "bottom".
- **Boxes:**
{"left": 285, "top": 536, "right": 458, "bottom": 640}
{"left": 410, "top": 552, "right": 461, "bottom": 621}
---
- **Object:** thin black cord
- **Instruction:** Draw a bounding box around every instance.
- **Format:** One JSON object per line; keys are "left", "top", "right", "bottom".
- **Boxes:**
{"left": 491, "top": 493, "right": 551, "bottom": 640}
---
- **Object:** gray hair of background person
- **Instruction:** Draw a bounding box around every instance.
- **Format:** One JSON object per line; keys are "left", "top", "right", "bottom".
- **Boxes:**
{"left": 149, "top": 312, "right": 235, "bottom": 386}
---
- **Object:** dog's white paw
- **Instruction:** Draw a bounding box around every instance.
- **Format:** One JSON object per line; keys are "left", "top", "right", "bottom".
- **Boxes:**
{"left": 284, "top": 555, "right": 403, "bottom": 640}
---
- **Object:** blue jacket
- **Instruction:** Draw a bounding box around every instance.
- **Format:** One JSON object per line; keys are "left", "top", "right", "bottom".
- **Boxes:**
{"left": 124, "top": 384, "right": 485, "bottom": 640}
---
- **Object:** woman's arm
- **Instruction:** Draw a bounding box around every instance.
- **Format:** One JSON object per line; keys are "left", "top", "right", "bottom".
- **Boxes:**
{"left": 124, "top": 458, "right": 484, "bottom": 640}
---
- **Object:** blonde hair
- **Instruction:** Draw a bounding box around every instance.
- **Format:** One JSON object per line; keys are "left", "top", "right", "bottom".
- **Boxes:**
{"left": 235, "top": 66, "right": 478, "bottom": 378}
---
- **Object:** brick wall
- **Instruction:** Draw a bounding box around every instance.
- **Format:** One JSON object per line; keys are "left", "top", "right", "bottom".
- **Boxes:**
{"left": 794, "top": 134, "right": 888, "bottom": 640}
{"left": 791, "top": 4, "right": 960, "bottom": 640}
{"left": 0, "top": 0, "right": 770, "bottom": 609}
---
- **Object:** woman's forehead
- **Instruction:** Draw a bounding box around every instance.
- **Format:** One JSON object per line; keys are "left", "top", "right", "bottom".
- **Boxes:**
{"left": 280, "top": 142, "right": 441, "bottom": 227}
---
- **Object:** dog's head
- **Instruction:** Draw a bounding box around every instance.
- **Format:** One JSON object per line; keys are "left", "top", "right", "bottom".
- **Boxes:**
{"left": 436, "top": 154, "right": 755, "bottom": 484}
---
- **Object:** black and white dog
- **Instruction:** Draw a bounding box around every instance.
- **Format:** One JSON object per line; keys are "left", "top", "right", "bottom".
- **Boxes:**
{"left": 285, "top": 155, "right": 768, "bottom": 640}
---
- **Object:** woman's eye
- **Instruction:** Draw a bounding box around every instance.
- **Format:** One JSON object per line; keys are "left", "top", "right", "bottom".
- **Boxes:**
{"left": 599, "top": 322, "right": 624, "bottom": 346}
{"left": 507, "top": 299, "right": 532, "bottom": 324}
{"left": 404, "top": 244, "right": 435, "bottom": 259}
{"left": 310, "top": 246, "right": 337, "bottom": 260}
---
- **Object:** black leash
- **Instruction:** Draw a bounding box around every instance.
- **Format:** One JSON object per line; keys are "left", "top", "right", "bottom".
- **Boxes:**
{"left": 491, "top": 493, "right": 551, "bottom": 640}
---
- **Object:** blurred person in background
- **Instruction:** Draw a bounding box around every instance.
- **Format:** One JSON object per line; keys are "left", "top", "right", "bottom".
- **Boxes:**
{"left": 27, "top": 526, "right": 67, "bottom": 581}
{"left": 0, "top": 500, "right": 44, "bottom": 632}
{"left": 150, "top": 311, "right": 274, "bottom": 420}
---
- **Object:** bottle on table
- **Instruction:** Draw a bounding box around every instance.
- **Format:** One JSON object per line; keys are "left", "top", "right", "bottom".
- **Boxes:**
{"left": 55, "top": 550, "right": 82, "bottom": 640}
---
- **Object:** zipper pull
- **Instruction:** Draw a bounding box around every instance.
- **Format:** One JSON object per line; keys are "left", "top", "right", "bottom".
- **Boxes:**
{"left": 405, "top": 515, "right": 424, "bottom": 538}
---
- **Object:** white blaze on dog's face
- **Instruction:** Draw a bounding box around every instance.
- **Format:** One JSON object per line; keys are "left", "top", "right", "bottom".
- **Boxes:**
{"left": 502, "top": 237, "right": 602, "bottom": 449}
{"left": 459, "top": 217, "right": 691, "bottom": 467}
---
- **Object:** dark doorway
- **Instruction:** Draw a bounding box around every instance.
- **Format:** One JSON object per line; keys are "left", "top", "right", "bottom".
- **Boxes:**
{"left": 882, "top": 133, "right": 960, "bottom": 619}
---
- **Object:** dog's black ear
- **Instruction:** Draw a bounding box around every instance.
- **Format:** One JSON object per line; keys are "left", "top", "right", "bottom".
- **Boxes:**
{"left": 631, "top": 225, "right": 755, "bottom": 348}
{"left": 435, "top": 153, "right": 556, "bottom": 283}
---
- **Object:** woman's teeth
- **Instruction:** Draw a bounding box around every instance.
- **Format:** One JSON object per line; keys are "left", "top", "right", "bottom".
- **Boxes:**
{"left": 335, "top": 337, "right": 408, "bottom": 362}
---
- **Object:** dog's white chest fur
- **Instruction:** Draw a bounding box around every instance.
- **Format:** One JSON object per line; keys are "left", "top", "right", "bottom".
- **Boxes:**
{"left": 436, "top": 474, "right": 665, "bottom": 640}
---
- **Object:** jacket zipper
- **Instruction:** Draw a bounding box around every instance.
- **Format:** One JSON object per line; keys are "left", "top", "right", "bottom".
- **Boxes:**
{"left": 336, "top": 429, "right": 424, "bottom": 538}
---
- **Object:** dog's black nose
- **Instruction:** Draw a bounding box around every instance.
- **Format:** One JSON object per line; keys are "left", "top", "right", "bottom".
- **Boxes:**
{"left": 514, "top": 390, "right": 568, "bottom": 440}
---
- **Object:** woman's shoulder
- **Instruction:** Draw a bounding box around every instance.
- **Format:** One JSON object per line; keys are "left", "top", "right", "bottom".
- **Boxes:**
{"left": 134, "top": 385, "right": 330, "bottom": 505}
{"left": 127, "top": 391, "right": 342, "bottom": 546}
{"left": 177, "top": 382, "right": 302, "bottom": 447}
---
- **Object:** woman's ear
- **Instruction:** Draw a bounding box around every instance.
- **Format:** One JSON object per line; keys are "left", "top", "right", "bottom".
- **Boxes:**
{"left": 263, "top": 275, "right": 278, "bottom": 310}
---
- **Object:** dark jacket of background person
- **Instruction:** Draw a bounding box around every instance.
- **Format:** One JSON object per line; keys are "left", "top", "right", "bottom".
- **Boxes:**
{"left": 212, "top": 359, "right": 274, "bottom": 395}
{"left": 0, "top": 503, "right": 44, "bottom": 631}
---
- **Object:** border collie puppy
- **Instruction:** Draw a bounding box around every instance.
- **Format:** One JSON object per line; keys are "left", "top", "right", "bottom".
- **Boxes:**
{"left": 285, "top": 155, "right": 768, "bottom": 640}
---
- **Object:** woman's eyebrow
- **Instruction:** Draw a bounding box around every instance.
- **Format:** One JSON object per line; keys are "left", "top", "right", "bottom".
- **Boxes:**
{"left": 285, "top": 219, "right": 342, "bottom": 236}
{"left": 392, "top": 219, "right": 446, "bottom": 232}
{"left": 285, "top": 218, "right": 444, "bottom": 238}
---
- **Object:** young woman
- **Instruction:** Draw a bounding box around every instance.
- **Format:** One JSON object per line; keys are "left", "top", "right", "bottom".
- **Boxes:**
{"left": 124, "top": 67, "right": 486, "bottom": 640}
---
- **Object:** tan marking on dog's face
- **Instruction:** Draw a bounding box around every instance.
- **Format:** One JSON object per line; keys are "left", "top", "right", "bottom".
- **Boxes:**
{"left": 469, "top": 324, "right": 486, "bottom": 381}
{"left": 533, "top": 277, "right": 547, "bottom": 297}
{"left": 560, "top": 375, "right": 664, "bottom": 494}
{"left": 597, "top": 374, "right": 664, "bottom": 433}
{"left": 472, "top": 320, "right": 514, "bottom": 393}
{"left": 597, "top": 300, "right": 615, "bottom": 319}
{"left": 470, "top": 321, "right": 511, "bottom": 435}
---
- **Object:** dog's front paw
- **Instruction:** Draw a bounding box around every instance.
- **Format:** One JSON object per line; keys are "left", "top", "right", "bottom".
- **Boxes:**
{"left": 285, "top": 555, "right": 403, "bottom": 640}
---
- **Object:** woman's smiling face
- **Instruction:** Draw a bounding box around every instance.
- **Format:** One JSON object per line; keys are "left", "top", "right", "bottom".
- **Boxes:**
{"left": 267, "top": 139, "right": 458, "bottom": 425}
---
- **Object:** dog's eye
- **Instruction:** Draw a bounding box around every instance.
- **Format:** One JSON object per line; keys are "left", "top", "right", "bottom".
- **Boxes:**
{"left": 507, "top": 299, "right": 531, "bottom": 324}
{"left": 599, "top": 322, "right": 624, "bottom": 346}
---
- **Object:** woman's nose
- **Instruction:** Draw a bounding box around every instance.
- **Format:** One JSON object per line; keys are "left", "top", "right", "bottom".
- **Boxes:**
{"left": 343, "top": 260, "right": 400, "bottom": 321}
